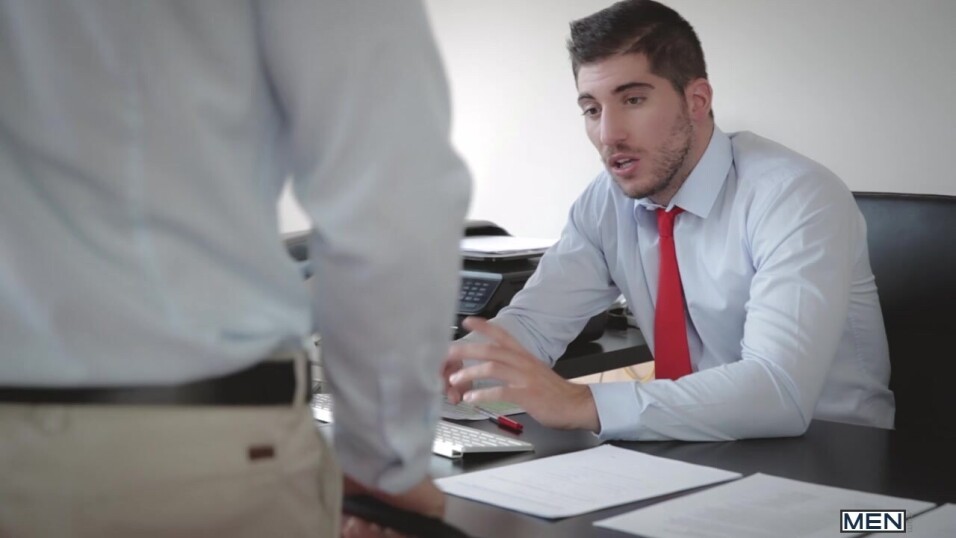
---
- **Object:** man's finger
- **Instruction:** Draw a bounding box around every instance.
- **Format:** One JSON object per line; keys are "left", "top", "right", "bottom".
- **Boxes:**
{"left": 342, "top": 516, "right": 381, "bottom": 538}
{"left": 445, "top": 386, "right": 463, "bottom": 404}
{"left": 440, "top": 357, "right": 463, "bottom": 389}
{"left": 450, "top": 359, "right": 523, "bottom": 389}
{"left": 461, "top": 385, "right": 514, "bottom": 406}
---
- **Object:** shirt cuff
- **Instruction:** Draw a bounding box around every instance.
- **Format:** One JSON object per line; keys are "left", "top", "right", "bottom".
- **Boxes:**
{"left": 589, "top": 381, "right": 643, "bottom": 441}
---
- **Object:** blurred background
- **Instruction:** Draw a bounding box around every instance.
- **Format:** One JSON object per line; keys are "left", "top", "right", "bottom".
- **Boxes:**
{"left": 280, "top": 0, "right": 956, "bottom": 238}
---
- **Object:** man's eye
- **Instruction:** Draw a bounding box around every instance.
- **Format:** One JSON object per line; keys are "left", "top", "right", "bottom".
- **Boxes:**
{"left": 581, "top": 107, "right": 600, "bottom": 117}
{"left": 625, "top": 96, "right": 646, "bottom": 105}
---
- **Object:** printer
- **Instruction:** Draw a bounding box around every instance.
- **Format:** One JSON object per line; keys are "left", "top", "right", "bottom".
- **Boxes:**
{"left": 456, "top": 220, "right": 540, "bottom": 337}
{"left": 282, "top": 222, "right": 606, "bottom": 342}
{"left": 457, "top": 221, "right": 606, "bottom": 342}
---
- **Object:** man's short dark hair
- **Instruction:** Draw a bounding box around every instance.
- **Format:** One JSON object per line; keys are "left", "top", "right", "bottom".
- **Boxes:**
{"left": 568, "top": 0, "right": 708, "bottom": 94}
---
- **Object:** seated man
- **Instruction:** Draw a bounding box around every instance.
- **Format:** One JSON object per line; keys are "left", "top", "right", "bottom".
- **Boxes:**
{"left": 445, "top": 0, "right": 893, "bottom": 441}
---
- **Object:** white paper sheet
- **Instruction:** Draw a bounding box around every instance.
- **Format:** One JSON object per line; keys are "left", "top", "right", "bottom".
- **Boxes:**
{"left": 595, "top": 473, "right": 936, "bottom": 538}
{"left": 460, "top": 236, "right": 555, "bottom": 258}
{"left": 434, "top": 445, "right": 741, "bottom": 518}
{"left": 906, "top": 503, "right": 956, "bottom": 537}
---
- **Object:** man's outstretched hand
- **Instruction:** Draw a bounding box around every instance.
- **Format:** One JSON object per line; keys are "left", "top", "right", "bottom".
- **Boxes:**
{"left": 445, "top": 317, "right": 600, "bottom": 432}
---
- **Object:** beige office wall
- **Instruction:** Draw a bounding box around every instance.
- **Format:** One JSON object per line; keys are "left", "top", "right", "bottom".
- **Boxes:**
{"left": 279, "top": 0, "right": 956, "bottom": 237}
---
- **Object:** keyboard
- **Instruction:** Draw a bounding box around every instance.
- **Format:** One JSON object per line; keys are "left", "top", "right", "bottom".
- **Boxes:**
{"left": 311, "top": 393, "right": 334, "bottom": 423}
{"left": 311, "top": 393, "right": 534, "bottom": 459}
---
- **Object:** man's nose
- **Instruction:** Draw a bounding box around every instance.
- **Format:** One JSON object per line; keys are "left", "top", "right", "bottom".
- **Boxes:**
{"left": 599, "top": 112, "right": 627, "bottom": 147}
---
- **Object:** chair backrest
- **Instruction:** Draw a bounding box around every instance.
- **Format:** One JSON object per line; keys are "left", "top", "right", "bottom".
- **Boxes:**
{"left": 853, "top": 192, "right": 956, "bottom": 438}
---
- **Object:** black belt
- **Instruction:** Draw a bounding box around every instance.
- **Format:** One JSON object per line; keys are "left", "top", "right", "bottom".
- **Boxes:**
{"left": 0, "top": 360, "right": 309, "bottom": 406}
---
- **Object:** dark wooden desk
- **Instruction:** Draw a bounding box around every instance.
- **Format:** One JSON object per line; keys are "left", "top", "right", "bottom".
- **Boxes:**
{"left": 431, "top": 418, "right": 956, "bottom": 537}
{"left": 553, "top": 327, "right": 650, "bottom": 379}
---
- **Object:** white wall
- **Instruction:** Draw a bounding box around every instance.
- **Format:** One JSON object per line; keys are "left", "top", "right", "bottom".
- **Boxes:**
{"left": 280, "top": 0, "right": 956, "bottom": 237}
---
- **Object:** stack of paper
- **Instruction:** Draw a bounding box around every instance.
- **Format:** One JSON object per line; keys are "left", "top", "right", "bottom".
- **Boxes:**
{"left": 460, "top": 236, "right": 555, "bottom": 260}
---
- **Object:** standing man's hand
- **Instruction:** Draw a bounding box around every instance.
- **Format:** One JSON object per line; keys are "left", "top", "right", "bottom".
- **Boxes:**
{"left": 341, "top": 475, "right": 445, "bottom": 538}
{"left": 447, "top": 317, "right": 601, "bottom": 432}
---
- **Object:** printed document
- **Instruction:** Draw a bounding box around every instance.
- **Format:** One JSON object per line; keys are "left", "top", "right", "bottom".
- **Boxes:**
{"left": 906, "top": 504, "right": 956, "bottom": 537}
{"left": 435, "top": 445, "right": 740, "bottom": 518}
{"left": 594, "top": 473, "right": 936, "bottom": 538}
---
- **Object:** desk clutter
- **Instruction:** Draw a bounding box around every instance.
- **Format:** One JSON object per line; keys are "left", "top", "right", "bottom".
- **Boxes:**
{"left": 310, "top": 393, "right": 533, "bottom": 459}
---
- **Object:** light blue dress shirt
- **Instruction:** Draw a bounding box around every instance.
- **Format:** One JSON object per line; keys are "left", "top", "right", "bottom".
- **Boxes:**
{"left": 0, "top": 1, "right": 470, "bottom": 492}
{"left": 491, "top": 127, "right": 894, "bottom": 440}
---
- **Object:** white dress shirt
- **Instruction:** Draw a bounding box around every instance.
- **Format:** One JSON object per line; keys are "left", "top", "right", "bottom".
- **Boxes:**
{"left": 0, "top": 1, "right": 470, "bottom": 492}
{"left": 491, "top": 127, "right": 893, "bottom": 441}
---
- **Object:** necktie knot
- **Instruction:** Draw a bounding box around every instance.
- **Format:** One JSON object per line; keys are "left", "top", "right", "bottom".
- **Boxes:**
{"left": 656, "top": 207, "right": 684, "bottom": 239}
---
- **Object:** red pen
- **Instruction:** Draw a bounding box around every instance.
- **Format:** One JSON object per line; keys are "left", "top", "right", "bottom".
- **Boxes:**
{"left": 474, "top": 405, "right": 524, "bottom": 433}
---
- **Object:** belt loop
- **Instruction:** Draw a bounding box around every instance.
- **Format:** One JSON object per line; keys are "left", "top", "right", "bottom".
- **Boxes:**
{"left": 264, "top": 346, "right": 309, "bottom": 405}
{"left": 292, "top": 350, "right": 308, "bottom": 406}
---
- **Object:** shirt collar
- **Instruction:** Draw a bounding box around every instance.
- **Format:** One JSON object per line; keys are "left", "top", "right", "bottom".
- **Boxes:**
{"left": 634, "top": 126, "right": 732, "bottom": 219}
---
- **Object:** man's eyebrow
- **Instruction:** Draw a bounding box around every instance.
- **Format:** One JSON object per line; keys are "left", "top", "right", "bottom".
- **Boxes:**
{"left": 613, "top": 81, "right": 654, "bottom": 94}
{"left": 577, "top": 82, "right": 655, "bottom": 103}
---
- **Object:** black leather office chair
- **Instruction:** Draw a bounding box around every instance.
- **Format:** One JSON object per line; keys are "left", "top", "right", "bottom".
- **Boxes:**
{"left": 854, "top": 192, "right": 956, "bottom": 438}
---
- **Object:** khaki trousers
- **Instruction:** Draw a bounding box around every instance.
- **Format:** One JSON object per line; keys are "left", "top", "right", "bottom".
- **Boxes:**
{"left": 0, "top": 400, "right": 341, "bottom": 537}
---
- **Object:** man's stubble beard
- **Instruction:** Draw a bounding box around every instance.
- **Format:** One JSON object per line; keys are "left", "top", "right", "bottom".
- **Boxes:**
{"left": 619, "top": 107, "right": 694, "bottom": 200}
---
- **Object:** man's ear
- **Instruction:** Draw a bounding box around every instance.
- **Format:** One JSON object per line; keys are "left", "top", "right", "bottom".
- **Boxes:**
{"left": 684, "top": 78, "right": 713, "bottom": 122}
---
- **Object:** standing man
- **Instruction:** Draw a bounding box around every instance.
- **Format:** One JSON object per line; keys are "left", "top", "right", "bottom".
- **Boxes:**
{"left": 0, "top": 2, "right": 469, "bottom": 536}
{"left": 446, "top": 0, "right": 893, "bottom": 441}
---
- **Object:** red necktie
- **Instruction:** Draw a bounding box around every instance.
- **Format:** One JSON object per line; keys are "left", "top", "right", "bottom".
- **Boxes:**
{"left": 654, "top": 207, "right": 692, "bottom": 380}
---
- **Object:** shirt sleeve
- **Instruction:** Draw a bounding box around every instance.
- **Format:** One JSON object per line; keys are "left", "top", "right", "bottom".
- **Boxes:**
{"left": 487, "top": 178, "right": 622, "bottom": 364}
{"left": 256, "top": 2, "right": 470, "bottom": 492}
{"left": 593, "top": 170, "right": 858, "bottom": 441}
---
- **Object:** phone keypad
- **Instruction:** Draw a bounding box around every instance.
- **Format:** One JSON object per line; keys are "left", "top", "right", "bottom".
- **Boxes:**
{"left": 459, "top": 278, "right": 494, "bottom": 313}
